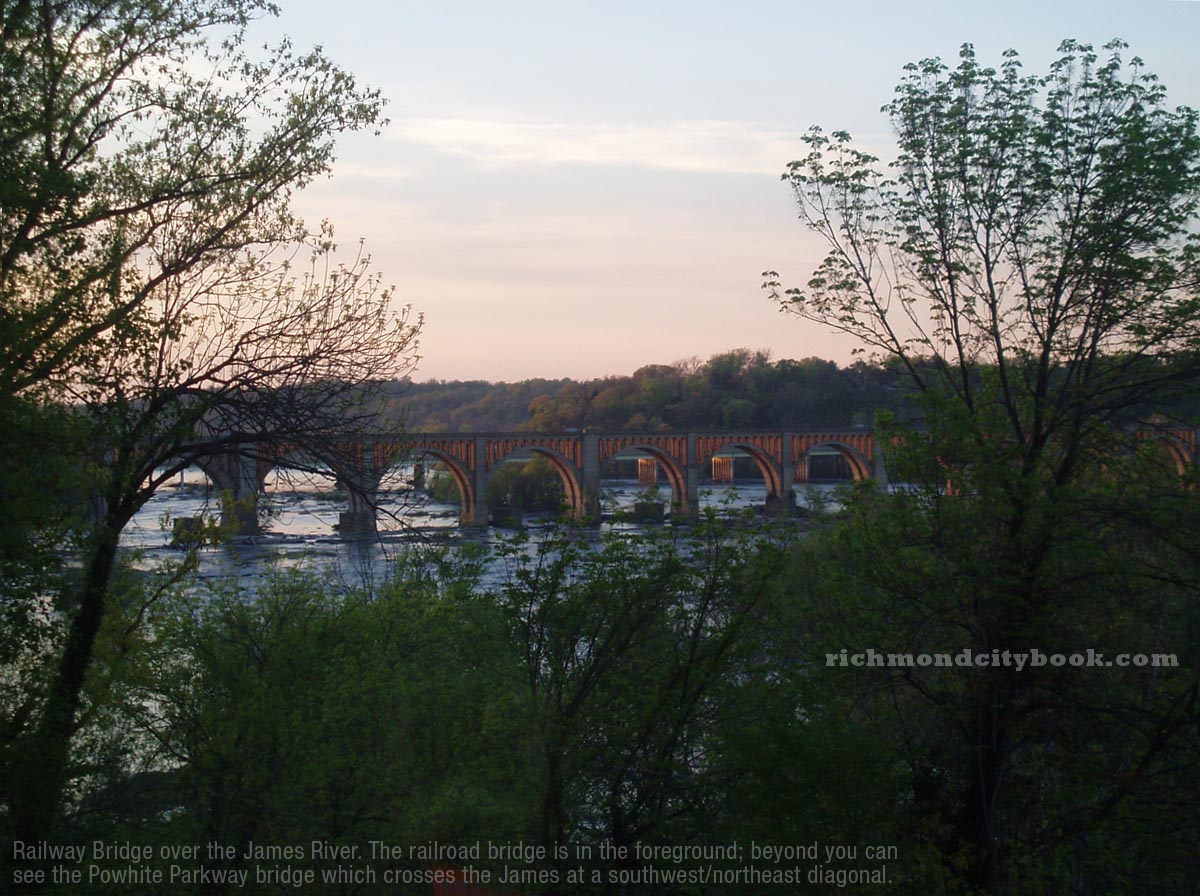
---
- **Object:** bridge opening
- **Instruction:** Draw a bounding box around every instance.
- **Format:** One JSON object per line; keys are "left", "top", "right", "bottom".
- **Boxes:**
{"left": 792, "top": 441, "right": 873, "bottom": 513}
{"left": 598, "top": 449, "right": 685, "bottom": 522}
{"left": 697, "top": 448, "right": 783, "bottom": 516}
{"left": 803, "top": 447, "right": 857, "bottom": 482}
{"left": 256, "top": 446, "right": 423, "bottom": 537}
{"left": 336, "top": 452, "right": 459, "bottom": 534}
{"left": 258, "top": 466, "right": 345, "bottom": 536}
{"left": 483, "top": 454, "right": 571, "bottom": 526}
{"left": 394, "top": 454, "right": 474, "bottom": 530}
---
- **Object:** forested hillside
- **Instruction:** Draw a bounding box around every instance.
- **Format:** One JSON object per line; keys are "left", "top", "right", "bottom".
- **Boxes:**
{"left": 389, "top": 348, "right": 1200, "bottom": 434}
{"left": 387, "top": 349, "right": 901, "bottom": 431}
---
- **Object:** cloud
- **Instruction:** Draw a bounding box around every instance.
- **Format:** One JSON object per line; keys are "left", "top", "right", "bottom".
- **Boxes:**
{"left": 386, "top": 117, "right": 814, "bottom": 176}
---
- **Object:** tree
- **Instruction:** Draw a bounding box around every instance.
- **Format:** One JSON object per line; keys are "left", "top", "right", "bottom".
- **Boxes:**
{"left": 497, "top": 522, "right": 784, "bottom": 892}
{"left": 0, "top": 0, "right": 390, "bottom": 396}
{"left": 767, "top": 39, "right": 1200, "bottom": 426}
{"left": 0, "top": 0, "right": 420, "bottom": 861}
{"left": 120, "top": 561, "right": 534, "bottom": 894}
{"left": 766, "top": 41, "right": 1200, "bottom": 892}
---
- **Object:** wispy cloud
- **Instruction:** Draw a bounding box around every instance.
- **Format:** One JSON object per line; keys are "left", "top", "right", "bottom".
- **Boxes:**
{"left": 387, "top": 117, "right": 816, "bottom": 176}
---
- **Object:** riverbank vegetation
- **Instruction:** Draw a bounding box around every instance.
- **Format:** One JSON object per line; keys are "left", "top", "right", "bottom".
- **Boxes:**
{"left": 20, "top": 518, "right": 918, "bottom": 895}
{"left": 389, "top": 351, "right": 896, "bottom": 432}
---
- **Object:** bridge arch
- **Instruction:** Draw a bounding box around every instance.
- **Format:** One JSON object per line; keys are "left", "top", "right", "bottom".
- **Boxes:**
{"left": 1147, "top": 434, "right": 1194, "bottom": 476}
{"left": 407, "top": 448, "right": 477, "bottom": 525}
{"left": 800, "top": 440, "right": 873, "bottom": 482}
{"left": 605, "top": 445, "right": 689, "bottom": 515}
{"left": 175, "top": 429, "right": 902, "bottom": 531}
{"left": 256, "top": 446, "right": 386, "bottom": 534}
{"left": 702, "top": 442, "right": 785, "bottom": 499}
{"left": 489, "top": 445, "right": 586, "bottom": 519}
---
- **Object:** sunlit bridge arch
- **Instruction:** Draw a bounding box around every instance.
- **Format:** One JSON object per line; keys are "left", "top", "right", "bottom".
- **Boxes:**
{"left": 697, "top": 441, "right": 785, "bottom": 498}
{"left": 801, "top": 440, "right": 872, "bottom": 482}
{"left": 488, "top": 444, "right": 586, "bottom": 519}
{"left": 1148, "top": 434, "right": 1194, "bottom": 477}
{"left": 604, "top": 445, "right": 688, "bottom": 513}
{"left": 402, "top": 447, "right": 477, "bottom": 524}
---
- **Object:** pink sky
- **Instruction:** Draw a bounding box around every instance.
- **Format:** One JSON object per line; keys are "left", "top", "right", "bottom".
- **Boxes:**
{"left": 277, "top": 0, "right": 1200, "bottom": 382}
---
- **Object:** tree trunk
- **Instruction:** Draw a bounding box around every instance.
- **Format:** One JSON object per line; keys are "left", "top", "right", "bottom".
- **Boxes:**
{"left": 10, "top": 522, "right": 120, "bottom": 857}
{"left": 541, "top": 746, "right": 565, "bottom": 896}
{"left": 962, "top": 688, "right": 1008, "bottom": 894}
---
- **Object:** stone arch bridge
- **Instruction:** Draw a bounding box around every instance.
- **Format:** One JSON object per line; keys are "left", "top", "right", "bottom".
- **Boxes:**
{"left": 197, "top": 425, "right": 1199, "bottom": 532}
{"left": 199, "top": 430, "right": 884, "bottom": 531}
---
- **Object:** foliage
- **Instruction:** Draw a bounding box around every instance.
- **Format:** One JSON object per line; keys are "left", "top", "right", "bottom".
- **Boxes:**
{"left": 0, "top": 0, "right": 385, "bottom": 398}
{"left": 767, "top": 39, "right": 1200, "bottom": 430}
{"left": 391, "top": 377, "right": 576, "bottom": 431}
{"left": 767, "top": 40, "right": 1200, "bottom": 893}
{"left": 0, "top": 401, "right": 86, "bottom": 701}
{"left": 395, "top": 350, "right": 903, "bottom": 433}
{"left": 35, "top": 521, "right": 919, "bottom": 895}
{"left": 491, "top": 521, "right": 807, "bottom": 889}
{"left": 424, "top": 456, "right": 568, "bottom": 516}
{"left": 486, "top": 456, "right": 567, "bottom": 513}
{"left": 0, "top": 0, "right": 420, "bottom": 859}
{"left": 423, "top": 465, "right": 464, "bottom": 503}
{"left": 107, "top": 561, "right": 536, "bottom": 895}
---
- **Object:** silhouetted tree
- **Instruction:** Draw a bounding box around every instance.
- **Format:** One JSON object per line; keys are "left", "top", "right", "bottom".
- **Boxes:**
{"left": 767, "top": 40, "right": 1200, "bottom": 892}
{"left": 0, "top": 0, "right": 419, "bottom": 863}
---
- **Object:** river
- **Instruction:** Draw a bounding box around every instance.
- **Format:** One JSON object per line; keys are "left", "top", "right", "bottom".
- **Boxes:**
{"left": 121, "top": 466, "right": 843, "bottom": 590}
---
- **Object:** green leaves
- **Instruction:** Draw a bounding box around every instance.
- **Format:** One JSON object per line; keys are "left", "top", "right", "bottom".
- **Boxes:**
{"left": 771, "top": 40, "right": 1200, "bottom": 893}
{"left": 0, "top": 0, "right": 388, "bottom": 398}
{"left": 132, "top": 567, "right": 535, "bottom": 872}
{"left": 776, "top": 40, "right": 1200, "bottom": 438}
{"left": 0, "top": 0, "right": 419, "bottom": 860}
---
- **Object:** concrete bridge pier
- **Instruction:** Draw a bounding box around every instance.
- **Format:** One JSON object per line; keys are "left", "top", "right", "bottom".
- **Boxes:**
{"left": 205, "top": 450, "right": 264, "bottom": 534}
{"left": 461, "top": 436, "right": 491, "bottom": 528}
{"left": 773, "top": 435, "right": 799, "bottom": 517}
{"left": 332, "top": 445, "right": 386, "bottom": 535}
{"left": 581, "top": 433, "right": 602, "bottom": 524}
{"left": 337, "top": 474, "right": 380, "bottom": 535}
{"left": 680, "top": 434, "right": 700, "bottom": 521}
{"left": 872, "top": 447, "right": 890, "bottom": 489}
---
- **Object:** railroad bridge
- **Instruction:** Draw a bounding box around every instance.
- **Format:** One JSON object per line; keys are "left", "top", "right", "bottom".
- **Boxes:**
{"left": 199, "top": 430, "right": 884, "bottom": 531}
{"left": 197, "top": 425, "right": 1200, "bottom": 532}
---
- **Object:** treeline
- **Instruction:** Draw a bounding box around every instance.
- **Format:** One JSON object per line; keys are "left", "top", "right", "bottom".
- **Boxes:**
{"left": 388, "top": 349, "right": 1200, "bottom": 434}
{"left": 386, "top": 349, "right": 902, "bottom": 432}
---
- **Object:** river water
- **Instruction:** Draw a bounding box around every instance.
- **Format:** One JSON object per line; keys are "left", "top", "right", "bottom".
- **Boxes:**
{"left": 121, "top": 466, "right": 842, "bottom": 590}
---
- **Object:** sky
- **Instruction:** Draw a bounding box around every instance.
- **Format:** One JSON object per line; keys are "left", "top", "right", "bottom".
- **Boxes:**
{"left": 258, "top": 0, "right": 1200, "bottom": 382}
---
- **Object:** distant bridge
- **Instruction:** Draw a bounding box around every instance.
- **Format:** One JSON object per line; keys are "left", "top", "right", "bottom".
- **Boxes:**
{"left": 197, "top": 430, "right": 885, "bottom": 531}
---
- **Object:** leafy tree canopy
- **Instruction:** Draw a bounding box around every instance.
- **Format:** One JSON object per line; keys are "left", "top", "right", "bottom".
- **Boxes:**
{"left": 0, "top": 0, "right": 419, "bottom": 864}
{"left": 767, "top": 39, "right": 1200, "bottom": 893}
